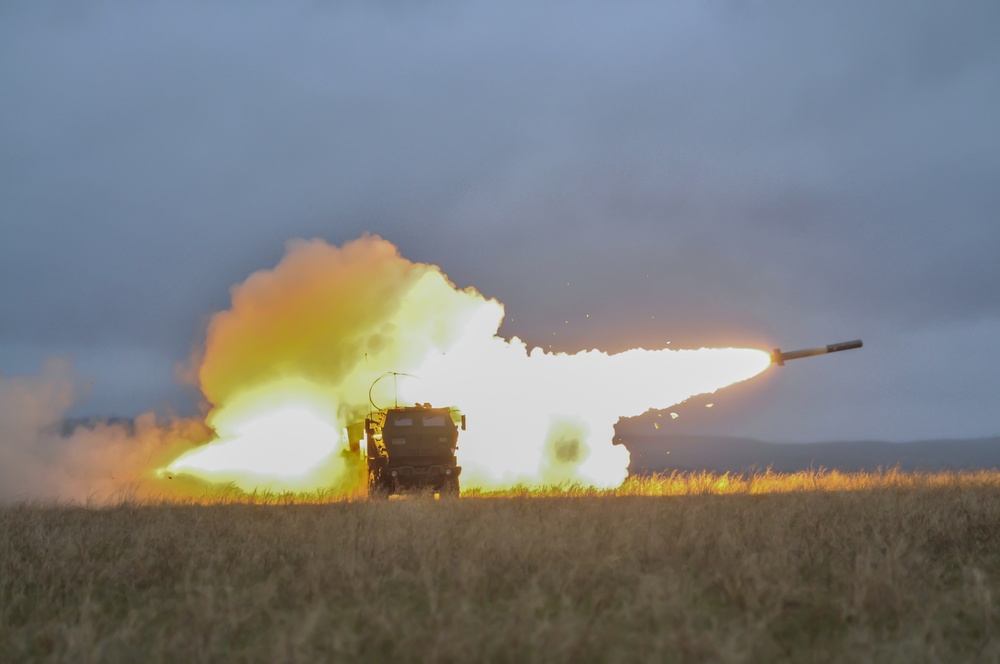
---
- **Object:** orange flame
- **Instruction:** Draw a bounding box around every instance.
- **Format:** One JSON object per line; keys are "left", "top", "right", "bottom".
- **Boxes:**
{"left": 164, "top": 235, "right": 771, "bottom": 493}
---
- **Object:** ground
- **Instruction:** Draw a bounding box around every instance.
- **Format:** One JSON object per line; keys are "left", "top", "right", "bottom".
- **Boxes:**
{"left": 2, "top": 471, "right": 999, "bottom": 662}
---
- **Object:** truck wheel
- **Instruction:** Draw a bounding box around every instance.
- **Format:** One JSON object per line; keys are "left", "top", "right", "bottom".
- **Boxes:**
{"left": 440, "top": 477, "right": 460, "bottom": 497}
{"left": 368, "top": 471, "right": 388, "bottom": 499}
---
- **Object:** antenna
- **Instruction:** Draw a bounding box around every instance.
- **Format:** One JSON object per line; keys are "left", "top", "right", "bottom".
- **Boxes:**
{"left": 365, "top": 353, "right": 370, "bottom": 419}
{"left": 368, "top": 371, "right": 418, "bottom": 412}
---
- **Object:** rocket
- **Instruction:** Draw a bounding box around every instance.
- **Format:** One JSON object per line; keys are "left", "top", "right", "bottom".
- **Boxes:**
{"left": 771, "top": 340, "right": 863, "bottom": 366}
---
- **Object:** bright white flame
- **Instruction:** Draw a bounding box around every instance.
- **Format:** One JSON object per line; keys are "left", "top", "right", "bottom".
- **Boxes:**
{"left": 170, "top": 407, "right": 334, "bottom": 477}
{"left": 161, "top": 236, "right": 773, "bottom": 494}
{"left": 406, "top": 326, "right": 771, "bottom": 489}
{"left": 168, "top": 405, "right": 343, "bottom": 491}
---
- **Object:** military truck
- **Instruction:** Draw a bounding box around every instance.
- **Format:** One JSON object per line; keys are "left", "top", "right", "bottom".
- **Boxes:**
{"left": 355, "top": 403, "right": 464, "bottom": 497}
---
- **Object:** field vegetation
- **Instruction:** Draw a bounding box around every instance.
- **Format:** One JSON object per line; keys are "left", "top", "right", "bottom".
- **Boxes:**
{"left": 2, "top": 470, "right": 999, "bottom": 662}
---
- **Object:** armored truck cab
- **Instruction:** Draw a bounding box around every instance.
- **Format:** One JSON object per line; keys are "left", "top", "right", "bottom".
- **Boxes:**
{"left": 364, "top": 404, "right": 464, "bottom": 497}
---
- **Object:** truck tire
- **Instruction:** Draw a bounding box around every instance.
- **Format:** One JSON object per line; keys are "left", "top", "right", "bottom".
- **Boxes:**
{"left": 368, "top": 470, "right": 389, "bottom": 499}
{"left": 440, "top": 477, "right": 460, "bottom": 497}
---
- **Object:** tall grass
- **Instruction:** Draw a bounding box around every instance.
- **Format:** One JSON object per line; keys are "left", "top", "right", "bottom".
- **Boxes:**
{"left": 2, "top": 470, "right": 999, "bottom": 662}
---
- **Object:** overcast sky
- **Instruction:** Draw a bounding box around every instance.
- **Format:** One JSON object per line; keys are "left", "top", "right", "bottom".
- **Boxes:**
{"left": 2, "top": 1, "right": 998, "bottom": 443}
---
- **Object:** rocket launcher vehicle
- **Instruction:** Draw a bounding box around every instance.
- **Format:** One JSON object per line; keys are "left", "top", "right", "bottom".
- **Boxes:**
{"left": 771, "top": 339, "right": 863, "bottom": 366}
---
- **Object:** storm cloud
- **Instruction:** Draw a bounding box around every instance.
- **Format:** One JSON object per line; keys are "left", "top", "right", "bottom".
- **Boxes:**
{"left": 2, "top": 1, "right": 999, "bottom": 442}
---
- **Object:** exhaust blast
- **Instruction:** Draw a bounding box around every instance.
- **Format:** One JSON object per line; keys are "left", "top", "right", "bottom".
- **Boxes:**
{"left": 164, "top": 235, "right": 772, "bottom": 493}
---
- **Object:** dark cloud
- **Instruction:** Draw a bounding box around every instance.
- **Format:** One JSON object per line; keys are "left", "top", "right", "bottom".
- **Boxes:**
{"left": 2, "top": 1, "right": 998, "bottom": 440}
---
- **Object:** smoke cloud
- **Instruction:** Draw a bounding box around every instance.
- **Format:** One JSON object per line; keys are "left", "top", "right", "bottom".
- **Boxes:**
{"left": 1, "top": 235, "right": 769, "bottom": 501}
{"left": 0, "top": 359, "right": 206, "bottom": 502}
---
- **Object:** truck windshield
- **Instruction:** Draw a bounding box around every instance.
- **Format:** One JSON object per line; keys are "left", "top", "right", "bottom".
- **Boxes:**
{"left": 392, "top": 416, "right": 413, "bottom": 426}
{"left": 422, "top": 415, "right": 446, "bottom": 426}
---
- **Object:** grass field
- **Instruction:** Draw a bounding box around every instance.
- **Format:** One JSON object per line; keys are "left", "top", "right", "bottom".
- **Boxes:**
{"left": 2, "top": 470, "right": 999, "bottom": 662}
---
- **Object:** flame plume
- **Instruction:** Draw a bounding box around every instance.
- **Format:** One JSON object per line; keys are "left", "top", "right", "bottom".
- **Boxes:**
{"left": 165, "top": 235, "right": 771, "bottom": 493}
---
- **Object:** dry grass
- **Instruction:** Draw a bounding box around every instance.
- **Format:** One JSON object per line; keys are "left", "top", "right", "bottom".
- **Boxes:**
{"left": 2, "top": 470, "right": 1000, "bottom": 662}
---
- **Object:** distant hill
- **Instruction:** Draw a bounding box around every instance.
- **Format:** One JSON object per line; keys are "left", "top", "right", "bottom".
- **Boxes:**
{"left": 619, "top": 433, "right": 1000, "bottom": 475}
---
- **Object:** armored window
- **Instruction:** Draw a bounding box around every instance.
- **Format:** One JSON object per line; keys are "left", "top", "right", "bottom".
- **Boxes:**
{"left": 422, "top": 415, "right": 446, "bottom": 427}
{"left": 392, "top": 416, "right": 414, "bottom": 426}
